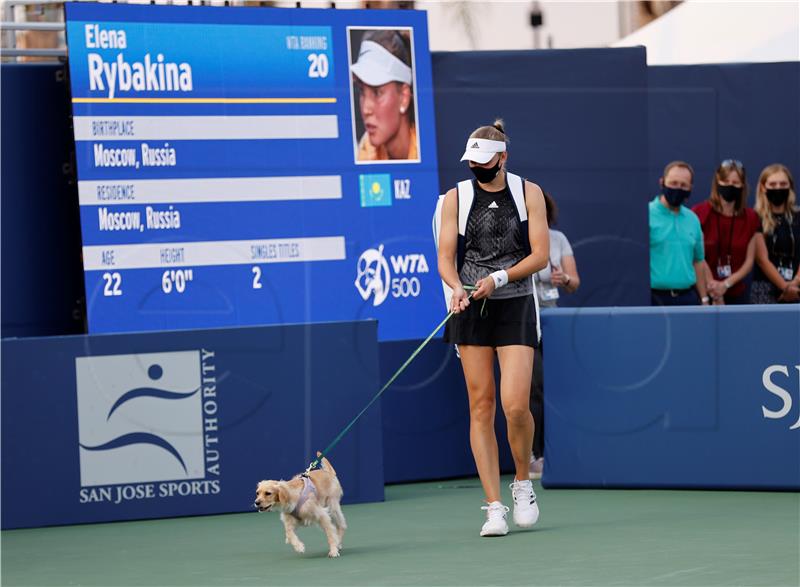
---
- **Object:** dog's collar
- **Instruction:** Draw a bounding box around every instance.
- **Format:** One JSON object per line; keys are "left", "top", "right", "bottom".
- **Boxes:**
{"left": 290, "top": 475, "right": 317, "bottom": 519}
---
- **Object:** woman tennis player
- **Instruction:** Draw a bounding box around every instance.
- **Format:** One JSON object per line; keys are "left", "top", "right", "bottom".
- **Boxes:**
{"left": 438, "top": 120, "right": 549, "bottom": 536}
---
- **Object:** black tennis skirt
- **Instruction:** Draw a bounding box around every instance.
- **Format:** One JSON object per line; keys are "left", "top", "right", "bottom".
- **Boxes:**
{"left": 443, "top": 294, "right": 539, "bottom": 348}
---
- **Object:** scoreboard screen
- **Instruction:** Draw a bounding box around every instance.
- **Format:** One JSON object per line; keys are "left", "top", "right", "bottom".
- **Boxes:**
{"left": 65, "top": 2, "right": 441, "bottom": 341}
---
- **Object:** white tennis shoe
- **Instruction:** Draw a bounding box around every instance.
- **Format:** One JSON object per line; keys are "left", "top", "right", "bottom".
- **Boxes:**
{"left": 479, "top": 501, "right": 509, "bottom": 537}
{"left": 510, "top": 479, "right": 539, "bottom": 527}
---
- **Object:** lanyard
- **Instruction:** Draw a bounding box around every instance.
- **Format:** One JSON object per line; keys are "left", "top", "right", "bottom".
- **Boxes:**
{"left": 715, "top": 210, "right": 736, "bottom": 262}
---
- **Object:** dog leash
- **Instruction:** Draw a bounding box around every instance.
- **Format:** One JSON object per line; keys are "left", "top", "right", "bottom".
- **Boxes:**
{"left": 304, "top": 286, "right": 477, "bottom": 474}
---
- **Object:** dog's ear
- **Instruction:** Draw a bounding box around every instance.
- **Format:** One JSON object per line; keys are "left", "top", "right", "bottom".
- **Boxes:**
{"left": 277, "top": 483, "right": 290, "bottom": 504}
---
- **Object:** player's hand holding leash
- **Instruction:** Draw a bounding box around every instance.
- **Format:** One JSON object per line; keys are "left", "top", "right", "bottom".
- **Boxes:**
{"left": 472, "top": 277, "right": 495, "bottom": 300}
{"left": 473, "top": 269, "right": 507, "bottom": 300}
{"left": 450, "top": 284, "right": 471, "bottom": 313}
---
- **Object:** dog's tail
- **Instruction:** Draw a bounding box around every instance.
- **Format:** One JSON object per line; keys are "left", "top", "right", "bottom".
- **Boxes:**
{"left": 316, "top": 451, "right": 337, "bottom": 477}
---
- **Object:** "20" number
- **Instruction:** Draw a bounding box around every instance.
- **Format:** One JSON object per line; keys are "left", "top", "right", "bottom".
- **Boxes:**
{"left": 307, "top": 53, "right": 329, "bottom": 78}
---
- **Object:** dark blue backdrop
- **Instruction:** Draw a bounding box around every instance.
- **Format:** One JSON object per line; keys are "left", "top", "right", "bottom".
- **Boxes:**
{"left": 384, "top": 47, "right": 652, "bottom": 481}
{"left": 648, "top": 62, "right": 800, "bottom": 206}
{"left": 541, "top": 305, "right": 800, "bottom": 490}
{"left": 433, "top": 47, "right": 651, "bottom": 310}
{"left": 1, "top": 64, "right": 85, "bottom": 338}
{"left": 3, "top": 53, "right": 799, "bottom": 485}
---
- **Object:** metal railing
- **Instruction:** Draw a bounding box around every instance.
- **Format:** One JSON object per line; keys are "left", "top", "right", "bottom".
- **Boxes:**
{"left": 0, "top": 0, "right": 305, "bottom": 61}
{"left": 3, "top": 0, "right": 65, "bottom": 61}
{"left": 1, "top": 0, "right": 407, "bottom": 61}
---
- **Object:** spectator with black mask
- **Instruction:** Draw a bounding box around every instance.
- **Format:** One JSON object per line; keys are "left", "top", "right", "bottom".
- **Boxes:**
{"left": 751, "top": 164, "right": 800, "bottom": 303}
{"left": 692, "top": 159, "right": 759, "bottom": 304}
{"left": 649, "top": 161, "right": 709, "bottom": 306}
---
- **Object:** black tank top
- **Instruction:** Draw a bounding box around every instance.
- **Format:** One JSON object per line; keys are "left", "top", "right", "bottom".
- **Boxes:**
{"left": 754, "top": 212, "right": 800, "bottom": 282}
{"left": 459, "top": 179, "right": 533, "bottom": 299}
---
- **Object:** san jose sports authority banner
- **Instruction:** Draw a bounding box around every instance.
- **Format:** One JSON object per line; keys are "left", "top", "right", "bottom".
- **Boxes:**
{"left": 1, "top": 321, "right": 382, "bottom": 529}
{"left": 65, "top": 2, "right": 440, "bottom": 341}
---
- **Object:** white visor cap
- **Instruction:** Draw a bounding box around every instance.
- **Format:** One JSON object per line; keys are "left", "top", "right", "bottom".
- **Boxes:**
{"left": 460, "top": 138, "right": 507, "bottom": 164}
{"left": 351, "top": 40, "right": 413, "bottom": 87}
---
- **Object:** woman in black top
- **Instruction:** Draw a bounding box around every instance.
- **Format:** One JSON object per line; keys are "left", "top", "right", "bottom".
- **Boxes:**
{"left": 438, "top": 120, "right": 549, "bottom": 536}
{"left": 751, "top": 164, "right": 800, "bottom": 303}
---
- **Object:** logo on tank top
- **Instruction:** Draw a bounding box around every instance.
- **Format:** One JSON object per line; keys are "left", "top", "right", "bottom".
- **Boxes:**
{"left": 488, "top": 201, "right": 499, "bottom": 209}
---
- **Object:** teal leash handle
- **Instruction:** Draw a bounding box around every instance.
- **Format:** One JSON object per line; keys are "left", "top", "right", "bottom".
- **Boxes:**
{"left": 305, "top": 285, "right": 477, "bottom": 474}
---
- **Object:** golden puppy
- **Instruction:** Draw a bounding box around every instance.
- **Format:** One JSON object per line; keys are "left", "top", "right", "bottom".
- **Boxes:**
{"left": 254, "top": 454, "right": 346, "bottom": 558}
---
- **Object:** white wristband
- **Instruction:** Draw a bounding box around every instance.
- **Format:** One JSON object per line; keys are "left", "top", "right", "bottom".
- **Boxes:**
{"left": 490, "top": 270, "right": 509, "bottom": 289}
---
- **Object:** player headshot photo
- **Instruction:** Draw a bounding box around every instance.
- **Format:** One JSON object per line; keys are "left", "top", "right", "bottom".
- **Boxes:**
{"left": 348, "top": 27, "right": 419, "bottom": 164}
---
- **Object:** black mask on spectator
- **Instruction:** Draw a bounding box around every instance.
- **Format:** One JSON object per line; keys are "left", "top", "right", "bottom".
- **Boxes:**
{"left": 717, "top": 184, "right": 742, "bottom": 203}
{"left": 470, "top": 160, "right": 501, "bottom": 184}
{"left": 662, "top": 185, "right": 691, "bottom": 208}
{"left": 766, "top": 188, "right": 790, "bottom": 207}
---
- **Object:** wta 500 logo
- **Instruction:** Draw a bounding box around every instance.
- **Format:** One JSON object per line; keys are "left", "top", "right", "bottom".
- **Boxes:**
{"left": 354, "top": 244, "right": 429, "bottom": 307}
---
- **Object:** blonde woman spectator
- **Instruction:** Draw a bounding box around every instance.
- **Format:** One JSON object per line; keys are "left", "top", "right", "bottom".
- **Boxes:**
{"left": 751, "top": 164, "right": 800, "bottom": 303}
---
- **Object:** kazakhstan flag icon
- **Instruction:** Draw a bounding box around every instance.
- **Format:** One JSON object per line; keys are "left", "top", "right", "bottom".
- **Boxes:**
{"left": 359, "top": 174, "right": 392, "bottom": 208}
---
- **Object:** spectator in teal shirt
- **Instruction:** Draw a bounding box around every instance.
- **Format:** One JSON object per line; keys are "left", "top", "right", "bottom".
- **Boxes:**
{"left": 649, "top": 161, "right": 710, "bottom": 306}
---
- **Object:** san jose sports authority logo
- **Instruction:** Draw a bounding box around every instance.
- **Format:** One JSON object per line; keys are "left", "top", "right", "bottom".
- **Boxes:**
{"left": 354, "top": 244, "right": 429, "bottom": 307}
{"left": 76, "top": 350, "right": 220, "bottom": 504}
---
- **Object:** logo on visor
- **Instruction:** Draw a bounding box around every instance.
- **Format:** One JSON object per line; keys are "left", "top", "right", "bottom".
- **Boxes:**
{"left": 359, "top": 174, "right": 392, "bottom": 208}
{"left": 471, "top": 142, "right": 480, "bottom": 149}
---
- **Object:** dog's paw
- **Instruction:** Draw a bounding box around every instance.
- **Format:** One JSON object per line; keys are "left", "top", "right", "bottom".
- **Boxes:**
{"left": 327, "top": 548, "right": 340, "bottom": 558}
{"left": 292, "top": 543, "right": 306, "bottom": 554}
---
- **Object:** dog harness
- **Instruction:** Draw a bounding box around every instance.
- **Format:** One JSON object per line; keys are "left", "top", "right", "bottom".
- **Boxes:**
{"left": 290, "top": 475, "right": 317, "bottom": 519}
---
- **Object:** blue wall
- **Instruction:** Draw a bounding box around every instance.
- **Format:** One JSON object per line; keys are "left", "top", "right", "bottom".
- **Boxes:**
{"left": 648, "top": 62, "right": 800, "bottom": 206}
{"left": 541, "top": 306, "right": 800, "bottom": 490}
{"left": 2, "top": 320, "right": 383, "bottom": 529}
{"left": 385, "top": 47, "right": 653, "bottom": 481}
{"left": 3, "top": 56, "right": 799, "bottom": 487}
{"left": 433, "top": 47, "right": 651, "bottom": 309}
{"left": 1, "top": 64, "right": 84, "bottom": 338}
{"left": 4, "top": 59, "right": 799, "bottom": 331}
